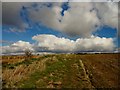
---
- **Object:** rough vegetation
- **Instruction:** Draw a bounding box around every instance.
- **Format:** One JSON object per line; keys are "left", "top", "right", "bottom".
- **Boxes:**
{"left": 2, "top": 53, "right": 119, "bottom": 89}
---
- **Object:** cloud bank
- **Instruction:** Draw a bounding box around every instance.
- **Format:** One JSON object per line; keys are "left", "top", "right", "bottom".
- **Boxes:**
{"left": 32, "top": 34, "right": 115, "bottom": 52}
{"left": 2, "top": 34, "right": 115, "bottom": 54}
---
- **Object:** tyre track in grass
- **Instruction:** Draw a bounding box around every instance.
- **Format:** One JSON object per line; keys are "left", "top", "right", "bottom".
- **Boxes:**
{"left": 79, "top": 59, "right": 94, "bottom": 89}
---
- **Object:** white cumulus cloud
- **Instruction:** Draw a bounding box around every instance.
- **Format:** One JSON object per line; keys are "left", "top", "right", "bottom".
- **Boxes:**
{"left": 32, "top": 34, "right": 115, "bottom": 53}
{"left": 2, "top": 40, "right": 33, "bottom": 54}
{"left": 28, "top": 2, "right": 118, "bottom": 37}
{"left": 93, "top": 2, "right": 118, "bottom": 29}
{"left": 1, "top": 34, "right": 115, "bottom": 54}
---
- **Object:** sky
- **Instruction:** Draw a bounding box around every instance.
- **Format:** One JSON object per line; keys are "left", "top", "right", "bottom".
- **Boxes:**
{"left": 1, "top": 1, "right": 120, "bottom": 54}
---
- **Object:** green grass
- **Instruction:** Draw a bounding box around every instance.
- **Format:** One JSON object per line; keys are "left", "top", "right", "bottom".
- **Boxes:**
{"left": 18, "top": 54, "right": 86, "bottom": 88}
{"left": 19, "top": 56, "right": 68, "bottom": 88}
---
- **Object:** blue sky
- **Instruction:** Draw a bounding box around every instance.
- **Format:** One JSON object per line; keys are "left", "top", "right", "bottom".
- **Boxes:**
{"left": 2, "top": 23, "right": 118, "bottom": 45}
{"left": 1, "top": 2, "right": 119, "bottom": 54}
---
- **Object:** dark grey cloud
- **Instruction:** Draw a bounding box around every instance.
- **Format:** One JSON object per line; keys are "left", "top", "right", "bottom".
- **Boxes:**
{"left": 0, "top": 2, "right": 2, "bottom": 25}
{"left": 3, "top": 3, "right": 22, "bottom": 28}
{"left": 2, "top": 2, "right": 32, "bottom": 31}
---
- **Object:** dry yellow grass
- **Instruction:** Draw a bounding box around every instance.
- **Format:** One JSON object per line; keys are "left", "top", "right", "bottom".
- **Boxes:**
{"left": 2, "top": 56, "right": 25, "bottom": 64}
{"left": 2, "top": 56, "right": 50, "bottom": 88}
{"left": 2, "top": 55, "right": 40, "bottom": 64}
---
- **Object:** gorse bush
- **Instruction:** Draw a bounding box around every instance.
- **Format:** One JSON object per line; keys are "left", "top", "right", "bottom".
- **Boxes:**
{"left": 24, "top": 49, "right": 33, "bottom": 61}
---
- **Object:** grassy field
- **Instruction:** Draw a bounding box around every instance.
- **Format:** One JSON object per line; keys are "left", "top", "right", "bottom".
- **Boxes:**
{"left": 2, "top": 53, "right": 119, "bottom": 89}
